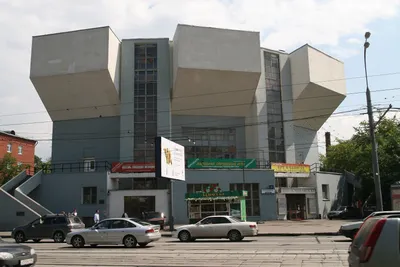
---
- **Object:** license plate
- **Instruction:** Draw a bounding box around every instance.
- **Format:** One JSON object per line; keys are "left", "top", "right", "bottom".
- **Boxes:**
{"left": 20, "top": 258, "right": 34, "bottom": 266}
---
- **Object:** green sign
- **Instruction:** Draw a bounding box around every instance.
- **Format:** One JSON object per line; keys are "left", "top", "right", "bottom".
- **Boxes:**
{"left": 187, "top": 158, "right": 257, "bottom": 169}
{"left": 185, "top": 190, "right": 247, "bottom": 200}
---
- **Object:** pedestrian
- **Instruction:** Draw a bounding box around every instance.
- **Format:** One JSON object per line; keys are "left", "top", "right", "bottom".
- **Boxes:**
{"left": 94, "top": 209, "right": 100, "bottom": 224}
{"left": 72, "top": 208, "right": 77, "bottom": 216}
{"left": 122, "top": 212, "right": 128, "bottom": 218}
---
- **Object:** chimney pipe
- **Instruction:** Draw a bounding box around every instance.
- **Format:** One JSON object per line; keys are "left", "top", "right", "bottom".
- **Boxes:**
{"left": 325, "top": 132, "right": 331, "bottom": 152}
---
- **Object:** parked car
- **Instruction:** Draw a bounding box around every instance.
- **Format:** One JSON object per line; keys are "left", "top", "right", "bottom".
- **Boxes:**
{"left": 339, "top": 210, "right": 400, "bottom": 239}
{"left": 0, "top": 237, "right": 37, "bottom": 266}
{"left": 66, "top": 218, "right": 161, "bottom": 248}
{"left": 348, "top": 215, "right": 400, "bottom": 266}
{"left": 172, "top": 216, "right": 258, "bottom": 242}
{"left": 142, "top": 211, "right": 166, "bottom": 230}
{"left": 129, "top": 218, "right": 161, "bottom": 231}
{"left": 327, "top": 206, "right": 361, "bottom": 220}
{"left": 12, "top": 214, "right": 85, "bottom": 243}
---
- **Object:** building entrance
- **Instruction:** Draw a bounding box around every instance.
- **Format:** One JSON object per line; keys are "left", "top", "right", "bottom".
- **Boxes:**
{"left": 286, "top": 194, "right": 306, "bottom": 220}
{"left": 124, "top": 196, "right": 156, "bottom": 218}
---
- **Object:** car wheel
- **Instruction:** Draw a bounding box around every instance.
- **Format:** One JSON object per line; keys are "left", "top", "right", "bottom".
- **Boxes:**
{"left": 53, "top": 231, "right": 65, "bottom": 243}
{"left": 14, "top": 231, "right": 26, "bottom": 243}
{"left": 138, "top": 242, "right": 149, "bottom": 248}
{"left": 32, "top": 239, "right": 41, "bottom": 243}
{"left": 71, "top": 235, "right": 85, "bottom": 248}
{"left": 90, "top": 244, "right": 98, "bottom": 247}
{"left": 178, "top": 230, "right": 191, "bottom": 242}
{"left": 228, "top": 230, "right": 242, "bottom": 242}
{"left": 123, "top": 235, "right": 137, "bottom": 248}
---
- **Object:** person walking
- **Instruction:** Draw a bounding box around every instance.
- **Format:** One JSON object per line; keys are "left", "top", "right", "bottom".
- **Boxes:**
{"left": 94, "top": 209, "right": 100, "bottom": 225}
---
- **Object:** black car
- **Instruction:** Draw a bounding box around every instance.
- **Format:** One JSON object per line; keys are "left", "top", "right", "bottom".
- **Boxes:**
{"left": 0, "top": 237, "right": 37, "bottom": 267}
{"left": 327, "top": 206, "right": 361, "bottom": 220}
{"left": 12, "top": 214, "right": 85, "bottom": 243}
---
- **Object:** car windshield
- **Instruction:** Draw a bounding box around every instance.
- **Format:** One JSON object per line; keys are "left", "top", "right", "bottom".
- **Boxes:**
{"left": 130, "top": 218, "right": 152, "bottom": 226}
{"left": 69, "top": 216, "right": 83, "bottom": 224}
{"left": 145, "top": 212, "right": 161, "bottom": 219}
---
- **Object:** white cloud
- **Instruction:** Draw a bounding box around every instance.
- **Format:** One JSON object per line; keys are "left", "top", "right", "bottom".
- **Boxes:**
{"left": 347, "top": 38, "right": 363, "bottom": 45}
{"left": 0, "top": 0, "right": 399, "bottom": 159}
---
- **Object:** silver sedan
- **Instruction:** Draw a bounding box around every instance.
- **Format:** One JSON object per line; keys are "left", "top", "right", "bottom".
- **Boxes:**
{"left": 172, "top": 216, "right": 258, "bottom": 242}
{"left": 66, "top": 218, "right": 161, "bottom": 248}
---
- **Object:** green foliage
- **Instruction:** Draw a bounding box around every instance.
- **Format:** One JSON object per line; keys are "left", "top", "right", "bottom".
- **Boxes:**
{"left": 0, "top": 154, "right": 29, "bottom": 185}
{"left": 34, "top": 155, "right": 51, "bottom": 174}
{"left": 320, "top": 117, "right": 400, "bottom": 206}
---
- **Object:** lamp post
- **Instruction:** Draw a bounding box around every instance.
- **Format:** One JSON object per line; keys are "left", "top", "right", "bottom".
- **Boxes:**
{"left": 364, "top": 32, "right": 383, "bottom": 211}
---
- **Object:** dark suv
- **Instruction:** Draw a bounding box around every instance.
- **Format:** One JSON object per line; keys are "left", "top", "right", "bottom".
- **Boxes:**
{"left": 12, "top": 214, "right": 85, "bottom": 243}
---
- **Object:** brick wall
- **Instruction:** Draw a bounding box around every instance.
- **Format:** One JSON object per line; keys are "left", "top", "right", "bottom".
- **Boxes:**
{"left": 0, "top": 133, "right": 36, "bottom": 176}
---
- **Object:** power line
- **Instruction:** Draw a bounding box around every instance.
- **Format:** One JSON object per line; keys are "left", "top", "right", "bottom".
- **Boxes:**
{"left": 0, "top": 108, "right": 364, "bottom": 143}
{"left": 1, "top": 72, "right": 399, "bottom": 119}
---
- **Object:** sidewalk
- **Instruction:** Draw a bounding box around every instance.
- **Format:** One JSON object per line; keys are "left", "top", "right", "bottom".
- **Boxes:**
{"left": 0, "top": 219, "right": 352, "bottom": 238}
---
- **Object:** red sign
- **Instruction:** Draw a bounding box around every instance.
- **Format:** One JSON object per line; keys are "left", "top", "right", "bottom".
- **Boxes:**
{"left": 111, "top": 162, "right": 155, "bottom": 173}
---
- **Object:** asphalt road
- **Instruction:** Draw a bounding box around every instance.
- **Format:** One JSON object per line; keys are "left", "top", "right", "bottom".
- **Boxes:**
{"left": 2, "top": 236, "right": 351, "bottom": 267}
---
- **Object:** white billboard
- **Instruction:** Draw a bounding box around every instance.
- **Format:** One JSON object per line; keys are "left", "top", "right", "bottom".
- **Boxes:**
{"left": 155, "top": 137, "right": 185, "bottom": 181}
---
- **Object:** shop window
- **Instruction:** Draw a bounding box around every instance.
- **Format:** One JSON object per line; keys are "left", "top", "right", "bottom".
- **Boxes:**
{"left": 82, "top": 187, "right": 97, "bottom": 204}
{"left": 6, "top": 143, "right": 11, "bottom": 153}
{"left": 322, "top": 184, "right": 330, "bottom": 200}
{"left": 229, "top": 183, "right": 260, "bottom": 216}
{"left": 134, "top": 178, "right": 157, "bottom": 189}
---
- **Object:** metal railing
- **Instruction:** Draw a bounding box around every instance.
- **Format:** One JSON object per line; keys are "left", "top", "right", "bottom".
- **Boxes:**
{"left": 41, "top": 161, "right": 112, "bottom": 173}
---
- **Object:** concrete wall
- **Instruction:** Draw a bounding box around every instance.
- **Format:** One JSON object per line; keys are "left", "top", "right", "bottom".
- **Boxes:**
{"left": 108, "top": 189, "right": 169, "bottom": 218}
{"left": 52, "top": 116, "right": 120, "bottom": 163}
{"left": 313, "top": 172, "right": 344, "bottom": 218}
{"left": 171, "top": 115, "right": 246, "bottom": 157}
{"left": 0, "top": 188, "right": 40, "bottom": 230}
{"left": 14, "top": 171, "right": 52, "bottom": 215}
{"left": 1, "top": 170, "right": 28, "bottom": 192}
{"left": 172, "top": 169, "right": 276, "bottom": 224}
{"left": 32, "top": 172, "right": 108, "bottom": 219}
{"left": 279, "top": 53, "right": 296, "bottom": 164}
{"left": 293, "top": 126, "right": 319, "bottom": 164}
{"left": 173, "top": 24, "right": 261, "bottom": 73}
{"left": 119, "top": 38, "right": 171, "bottom": 161}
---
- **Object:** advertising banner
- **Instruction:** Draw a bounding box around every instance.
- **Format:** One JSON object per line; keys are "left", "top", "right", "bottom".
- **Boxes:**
{"left": 111, "top": 162, "right": 155, "bottom": 173}
{"left": 155, "top": 137, "right": 185, "bottom": 181}
{"left": 187, "top": 158, "right": 257, "bottom": 169}
{"left": 271, "top": 163, "right": 310, "bottom": 173}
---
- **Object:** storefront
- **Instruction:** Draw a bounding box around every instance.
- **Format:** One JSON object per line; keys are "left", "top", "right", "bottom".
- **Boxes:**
{"left": 272, "top": 163, "right": 317, "bottom": 220}
{"left": 185, "top": 185, "right": 248, "bottom": 224}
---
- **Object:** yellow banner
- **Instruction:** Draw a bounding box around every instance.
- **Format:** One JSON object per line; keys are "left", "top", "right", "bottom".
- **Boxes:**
{"left": 271, "top": 163, "right": 310, "bottom": 174}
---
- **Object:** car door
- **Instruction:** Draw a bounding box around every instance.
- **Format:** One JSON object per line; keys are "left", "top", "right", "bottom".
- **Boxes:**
{"left": 210, "top": 217, "right": 232, "bottom": 237}
{"left": 31, "top": 217, "right": 53, "bottom": 238}
{"left": 107, "top": 220, "right": 128, "bottom": 244}
{"left": 25, "top": 219, "right": 41, "bottom": 239}
{"left": 192, "top": 218, "right": 215, "bottom": 238}
{"left": 87, "top": 220, "right": 110, "bottom": 244}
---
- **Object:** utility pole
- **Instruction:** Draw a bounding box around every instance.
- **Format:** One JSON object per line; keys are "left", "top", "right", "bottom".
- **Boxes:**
{"left": 364, "top": 32, "right": 383, "bottom": 211}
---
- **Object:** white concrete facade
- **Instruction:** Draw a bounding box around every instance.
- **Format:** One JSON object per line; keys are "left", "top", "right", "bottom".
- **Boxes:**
{"left": 30, "top": 27, "right": 121, "bottom": 121}
{"left": 172, "top": 24, "right": 262, "bottom": 116}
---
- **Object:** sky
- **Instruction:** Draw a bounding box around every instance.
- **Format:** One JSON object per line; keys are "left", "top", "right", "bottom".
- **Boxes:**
{"left": 0, "top": 0, "right": 400, "bottom": 160}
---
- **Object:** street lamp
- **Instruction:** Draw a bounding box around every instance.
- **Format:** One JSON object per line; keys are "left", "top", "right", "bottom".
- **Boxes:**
{"left": 364, "top": 31, "right": 384, "bottom": 211}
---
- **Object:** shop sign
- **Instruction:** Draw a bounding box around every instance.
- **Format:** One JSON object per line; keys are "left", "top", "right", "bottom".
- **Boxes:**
{"left": 280, "top": 187, "right": 316, "bottom": 194}
{"left": 271, "top": 163, "right": 310, "bottom": 173}
{"left": 187, "top": 158, "right": 257, "bottom": 169}
{"left": 185, "top": 190, "right": 248, "bottom": 200}
{"left": 111, "top": 162, "right": 155, "bottom": 173}
{"left": 261, "top": 189, "right": 275, "bottom": 195}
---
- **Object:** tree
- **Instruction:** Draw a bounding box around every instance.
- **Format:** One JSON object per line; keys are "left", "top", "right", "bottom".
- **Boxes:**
{"left": 34, "top": 155, "right": 51, "bottom": 174}
{"left": 0, "top": 154, "right": 29, "bottom": 185}
{"left": 320, "top": 117, "right": 400, "bottom": 209}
